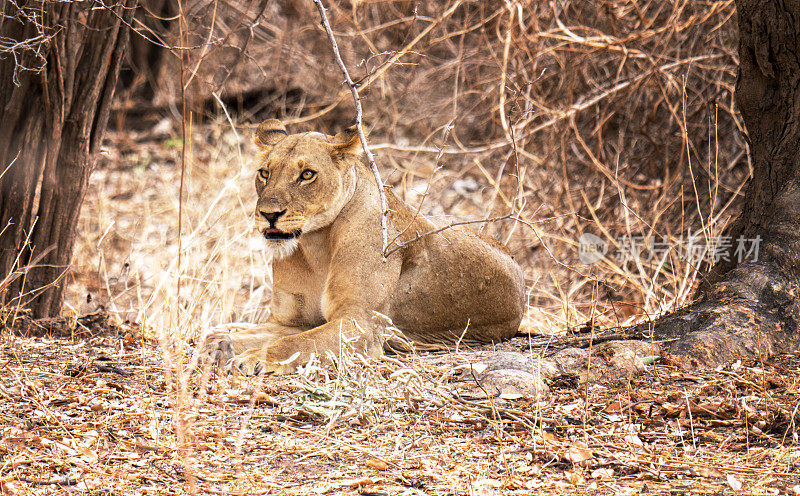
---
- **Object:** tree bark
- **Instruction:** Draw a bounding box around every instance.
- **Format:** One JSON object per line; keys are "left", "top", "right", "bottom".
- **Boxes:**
{"left": 0, "top": 0, "right": 136, "bottom": 317}
{"left": 643, "top": 0, "right": 800, "bottom": 367}
{"left": 118, "top": 0, "right": 175, "bottom": 100}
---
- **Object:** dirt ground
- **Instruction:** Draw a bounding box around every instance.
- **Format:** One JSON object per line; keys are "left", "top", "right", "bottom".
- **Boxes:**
{"left": 1, "top": 321, "right": 799, "bottom": 495}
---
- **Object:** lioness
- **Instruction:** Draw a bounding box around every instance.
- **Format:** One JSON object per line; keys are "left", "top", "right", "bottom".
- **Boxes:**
{"left": 208, "top": 120, "right": 525, "bottom": 374}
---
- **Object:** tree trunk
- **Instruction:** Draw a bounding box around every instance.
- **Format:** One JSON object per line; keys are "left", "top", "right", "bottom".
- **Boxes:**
{"left": 642, "top": 0, "right": 800, "bottom": 367}
{"left": 0, "top": 0, "right": 136, "bottom": 317}
{"left": 118, "top": 0, "right": 176, "bottom": 100}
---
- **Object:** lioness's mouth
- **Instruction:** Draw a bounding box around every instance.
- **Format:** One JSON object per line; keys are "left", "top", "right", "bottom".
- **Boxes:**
{"left": 263, "top": 228, "right": 301, "bottom": 240}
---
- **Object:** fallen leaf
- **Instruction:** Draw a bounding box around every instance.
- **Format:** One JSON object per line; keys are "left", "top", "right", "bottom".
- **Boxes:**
{"left": 1, "top": 479, "right": 20, "bottom": 495}
{"left": 565, "top": 444, "right": 593, "bottom": 464}
{"left": 473, "top": 478, "right": 502, "bottom": 495}
{"left": 624, "top": 434, "right": 643, "bottom": 447}
{"left": 365, "top": 459, "right": 388, "bottom": 471}
{"left": 345, "top": 478, "right": 374, "bottom": 487}
{"left": 726, "top": 473, "right": 742, "bottom": 491}
{"left": 591, "top": 468, "right": 614, "bottom": 479}
{"left": 640, "top": 355, "right": 658, "bottom": 366}
{"left": 542, "top": 432, "right": 559, "bottom": 444}
{"left": 689, "top": 466, "right": 723, "bottom": 477}
{"left": 564, "top": 470, "right": 585, "bottom": 485}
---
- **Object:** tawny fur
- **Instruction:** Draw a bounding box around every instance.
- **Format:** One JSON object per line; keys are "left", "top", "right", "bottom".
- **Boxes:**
{"left": 206, "top": 120, "right": 526, "bottom": 375}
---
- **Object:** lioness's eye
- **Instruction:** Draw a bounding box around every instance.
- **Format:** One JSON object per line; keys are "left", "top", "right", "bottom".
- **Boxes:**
{"left": 300, "top": 169, "right": 316, "bottom": 181}
{"left": 258, "top": 169, "right": 269, "bottom": 181}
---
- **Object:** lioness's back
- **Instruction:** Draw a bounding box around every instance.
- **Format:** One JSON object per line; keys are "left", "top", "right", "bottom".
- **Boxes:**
{"left": 386, "top": 192, "right": 525, "bottom": 345}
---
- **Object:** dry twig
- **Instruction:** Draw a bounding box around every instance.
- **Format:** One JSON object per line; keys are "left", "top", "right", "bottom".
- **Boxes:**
{"left": 312, "top": 0, "right": 389, "bottom": 257}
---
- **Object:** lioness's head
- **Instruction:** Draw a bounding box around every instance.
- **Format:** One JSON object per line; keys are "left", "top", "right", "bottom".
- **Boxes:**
{"left": 252, "top": 119, "right": 362, "bottom": 258}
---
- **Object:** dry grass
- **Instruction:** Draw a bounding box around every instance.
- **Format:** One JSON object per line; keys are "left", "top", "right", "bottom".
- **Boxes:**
{"left": 202, "top": 0, "right": 746, "bottom": 331}
{"left": 70, "top": 0, "right": 747, "bottom": 336}
{"left": 3, "top": 0, "right": 796, "bottom": 494}
{"left": 1, "top": 331, "right": 799, "bottom": 494}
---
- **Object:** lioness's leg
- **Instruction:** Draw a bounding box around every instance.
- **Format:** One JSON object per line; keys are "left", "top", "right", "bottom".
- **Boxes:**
{"left": 231, "top": 315, "right": 383, "bottom": 375}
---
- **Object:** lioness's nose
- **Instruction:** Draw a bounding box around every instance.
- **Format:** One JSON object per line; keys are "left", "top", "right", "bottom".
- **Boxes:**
{"left": 260, "top": 209, "right": 286, "bottom": 227}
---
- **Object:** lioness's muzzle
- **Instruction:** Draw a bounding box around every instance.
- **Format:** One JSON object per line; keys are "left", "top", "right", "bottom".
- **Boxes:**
{"left": 263, "top": 229, "right": 301, "bottom": 240}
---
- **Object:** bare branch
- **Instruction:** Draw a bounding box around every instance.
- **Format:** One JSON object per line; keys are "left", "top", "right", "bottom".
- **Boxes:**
{"left": 384, "top": 215, "right": 513, "bottom": 259}
{"left": 312, "top": 0, "right": 389, "bottom": 258}
{"left": 366, "top": 54, "right": 721, "bottom": 157}
{"left": 385, "top": 124, "right": 452, "bottom": 255}
{"left": 287, "top": 0, "right": 463, "bottom": 126}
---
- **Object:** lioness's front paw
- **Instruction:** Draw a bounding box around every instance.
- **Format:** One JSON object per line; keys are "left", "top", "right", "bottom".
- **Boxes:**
{"left": 229, "top": 348, "right": 300, "bottom": 376}
{"left": 201, "top": 330, "right": 235, "bottom": 367}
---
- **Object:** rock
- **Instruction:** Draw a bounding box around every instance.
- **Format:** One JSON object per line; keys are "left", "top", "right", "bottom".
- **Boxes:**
{"left": 460, "top": 340, "right": 659, "bottom": 397}
{"left": 478, "top": 368, "right": 550, "bottom": 398}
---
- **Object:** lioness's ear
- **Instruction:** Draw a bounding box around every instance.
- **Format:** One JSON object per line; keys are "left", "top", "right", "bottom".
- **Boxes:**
{"left": 327, "top": 125, "right": 362, "bottom": 157}
{"left": 254, "top": 119, "right": 287, "bottom": 148}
